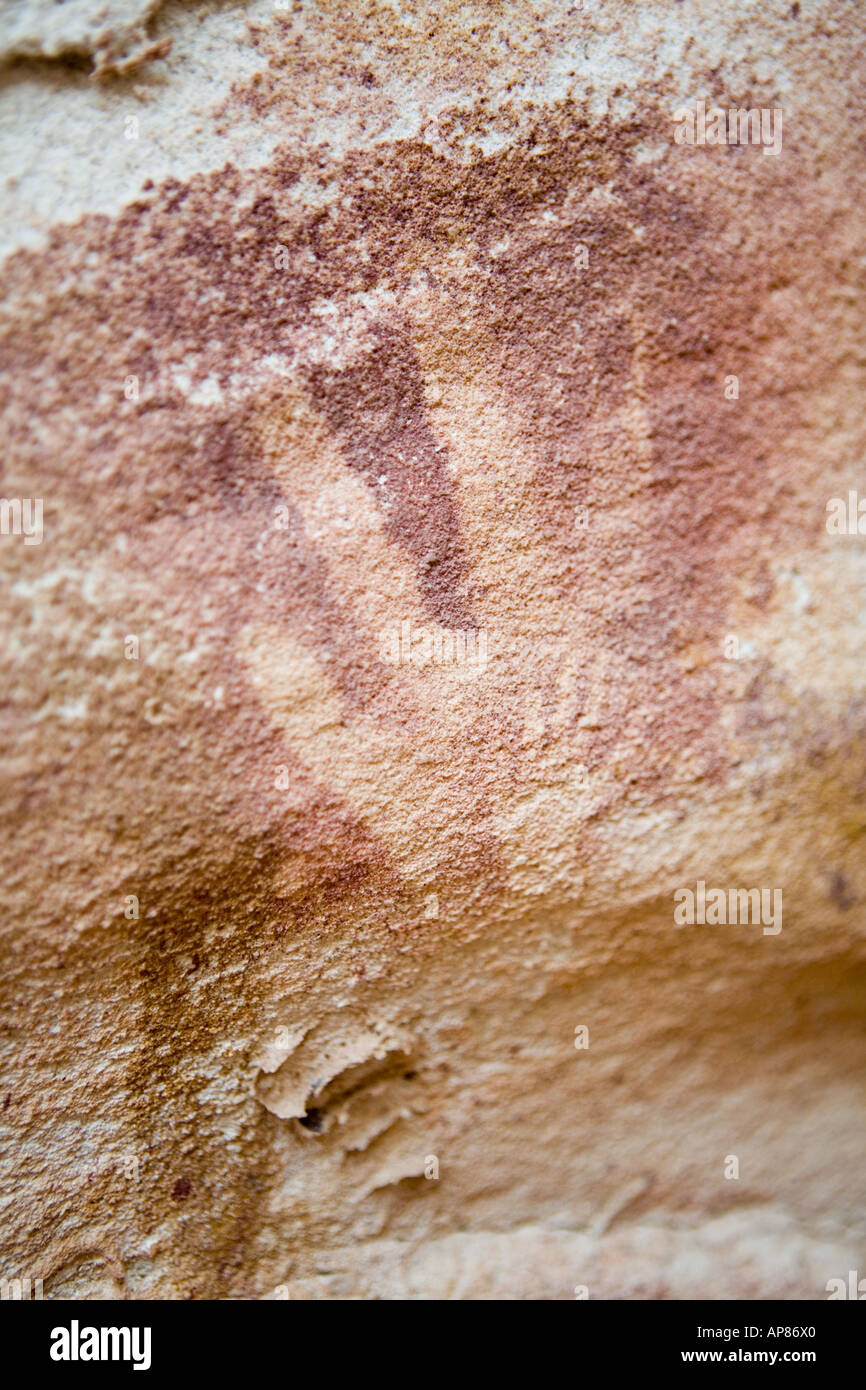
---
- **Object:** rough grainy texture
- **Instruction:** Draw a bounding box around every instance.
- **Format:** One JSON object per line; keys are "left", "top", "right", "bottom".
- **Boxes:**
{"left": 0, "top": 0, "right": 864, "bottom": 1300}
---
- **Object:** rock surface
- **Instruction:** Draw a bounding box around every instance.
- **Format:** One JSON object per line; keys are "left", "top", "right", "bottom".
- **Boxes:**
{"left": 0, "top": 0, "right": 864, "bottom": 1299}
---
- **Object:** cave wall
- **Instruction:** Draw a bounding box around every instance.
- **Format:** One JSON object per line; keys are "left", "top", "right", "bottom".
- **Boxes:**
{"left": 0, "top": 0, "right": 864, "bottom": 1299}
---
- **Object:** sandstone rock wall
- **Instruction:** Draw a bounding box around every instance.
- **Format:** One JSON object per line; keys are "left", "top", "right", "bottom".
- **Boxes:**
{"left": 0, "top": 0, "right": 864, "bottom": 1299}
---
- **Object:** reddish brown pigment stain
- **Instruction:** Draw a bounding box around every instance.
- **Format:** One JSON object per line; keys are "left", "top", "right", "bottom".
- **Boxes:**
{"left": 0, "top": 100, "right": 857, "bottom": 913}
{"left": 308, "top": 328, "right": 474, "bottom": 628}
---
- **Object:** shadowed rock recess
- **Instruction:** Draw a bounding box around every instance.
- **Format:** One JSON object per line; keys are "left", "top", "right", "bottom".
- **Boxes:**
{"left": 0, "top": 0, "right": 864, "bottom": 1300}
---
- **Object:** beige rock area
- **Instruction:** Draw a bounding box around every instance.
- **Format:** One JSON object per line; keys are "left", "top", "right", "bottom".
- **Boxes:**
{"left": 0, "top": 0, "right": 864, "bottom": 1300}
